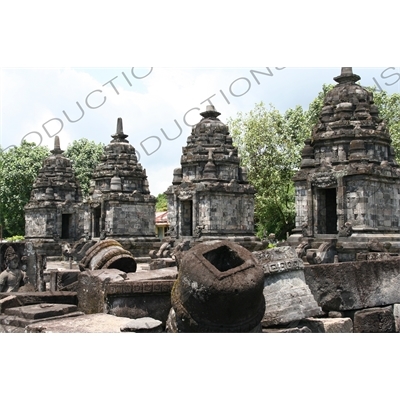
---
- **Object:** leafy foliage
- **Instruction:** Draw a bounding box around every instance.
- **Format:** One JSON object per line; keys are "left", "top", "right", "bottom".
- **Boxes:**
{"left": 229, "top": 103, "right": 310, "bottom": 240}
{"left": 5, "top": 235, "right": 25, "bottom": 242}
{"left": 367, "top": 87, "right": 400, "bottom": 161}
{"left": 307, "top": 84, "right": 334, "bottom": 126}
{"left": 64, "top": 138, "right": 104, "bottom": 197}
{"left": 0, "top": 142, "right": 50, "bottom": 237}
{"left": 156, "top": 193, "right": 168, "bottom": 211}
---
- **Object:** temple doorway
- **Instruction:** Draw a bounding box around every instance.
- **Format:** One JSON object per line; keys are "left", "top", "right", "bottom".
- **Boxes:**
{"left": 318, "top": 188, "right": 338, "bottom": 234}
{"left": 93, "top": 208, "right": 101, "bottom": 238}
{"left": 61, "top": 214, "right": 71, "bottom": 239}
{"left": 181, "top": 201, "right": 193, "bottom": 236}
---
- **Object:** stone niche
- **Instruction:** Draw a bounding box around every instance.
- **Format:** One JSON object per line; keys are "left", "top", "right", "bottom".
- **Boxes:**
{"left": 289, "top": 68, "right": 400, "bottom": 261}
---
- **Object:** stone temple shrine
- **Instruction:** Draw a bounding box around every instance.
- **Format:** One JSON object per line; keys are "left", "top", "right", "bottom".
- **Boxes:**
{"left": 85, "top": 118, "right": 159, "bottom": 256}
{"left": 166, "top": 105, "right": 262, "bottom": 250}
{"left": 289, "top": 67, "right": 400, "bottom": 262}
{"left": 24, "top": 136, "right": 85, "bottom": 256}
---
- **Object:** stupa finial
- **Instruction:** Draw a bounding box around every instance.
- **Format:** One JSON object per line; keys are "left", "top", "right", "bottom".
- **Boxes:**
{"left": 111, "top": 117, "right": 129, "bottom": 143}
{"left": 200, "top": 105, "right": 221, "bottom": 119}
{"left": 334, "top": 67, "right": 361, "bottom": 84}
{"left": 117, "top": 117, "right": 123, "bottom": 133}
{"left": 51, "top": 135, "right": 64, "bottom": 155}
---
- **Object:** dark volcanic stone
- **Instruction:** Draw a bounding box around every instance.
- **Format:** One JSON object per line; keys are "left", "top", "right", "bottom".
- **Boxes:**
{"left": 168, "top": 240, "right": 265, "bottom": 332}
{"left": 353, "top": 306, "right": 395, "bottom": 333}
{"left": 304, "top": 258, "right": 400, "bottom": 311}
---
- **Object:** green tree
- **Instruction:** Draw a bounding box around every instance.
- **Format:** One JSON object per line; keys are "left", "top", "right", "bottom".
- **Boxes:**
{"left": 156, "top": 193, "right": 168, "bottom": 211}
{"left": 307, "top": 84, "right": 334, "bottom": 126}
{"left": 64, "top": 138, "right": 104, "bottom": 197}
{"left": 367, "top": 87, "right": 400, "bottom": 161}
{"left": 229, "top": 103, "right": 310, "bottom": 240}
{"left": 228, "top": 85, "right": 400, "bottom": 241}
{"left": 0, "top": 142, "right": 50, "bottom": 237}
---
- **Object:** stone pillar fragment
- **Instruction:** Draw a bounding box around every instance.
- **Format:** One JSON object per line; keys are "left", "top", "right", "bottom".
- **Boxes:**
{"left": 253, "top": 246, "right": 322, "bottom": 328}
{"left": 79, "top": 239, "right": 137, "bottom": 273}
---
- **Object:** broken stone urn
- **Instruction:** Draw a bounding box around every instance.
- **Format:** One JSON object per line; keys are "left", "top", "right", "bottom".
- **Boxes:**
{"left": 253, "top": 246, "right": 323, "bottom": 328}
{"left": 79, "top": 239, "right": 137, "bottom": 273}
{"left": 166, "top": 240, "right": 265, "bottom": 333}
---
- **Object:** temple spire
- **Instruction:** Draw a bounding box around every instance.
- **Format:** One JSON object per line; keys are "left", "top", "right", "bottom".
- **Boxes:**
{"left": 111, "top": 117, "right": 129, "bottom": 143}
{"left": 51, "top": 135, "right": 64, "bottom": 155}
{"left": 334, "top": 67, "right": 361, "bottom": 84}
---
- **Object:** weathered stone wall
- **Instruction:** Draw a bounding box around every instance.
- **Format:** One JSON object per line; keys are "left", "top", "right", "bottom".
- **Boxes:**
{"left": 106, "top": 201, "right": 155, "bottom": 237}
{"left": 25, "top": 212, "right": 50, "bottom": 238}
{"left": 344, "top": 177, "right": 400, "bottom": 231}
{"left": 26, "top": 204, "right": 87, "bottom": 240}
{"left": 167, "top": 187, "right": 255, "bottom": 239}
{"left": 82, "top": 208, "right": 91, "bottom": 234}
{"left": 294, "top": 183, "right": 308, "bottom": 232}
{"left": 198, "top": 193, "right": 254, "bottom": 234}
{"left": 304, "top": 258, "right": 400, "bottom": 311}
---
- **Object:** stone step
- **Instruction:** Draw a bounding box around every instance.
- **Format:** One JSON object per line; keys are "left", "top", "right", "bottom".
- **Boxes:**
{"left": 5, "top": 303, "right": 78, "bottom": 320}
{"left": 0, "top": 291, "right": 78, "bottom": 309}
{"left": 25, "top": 313, "right": 135, "bottom": 333}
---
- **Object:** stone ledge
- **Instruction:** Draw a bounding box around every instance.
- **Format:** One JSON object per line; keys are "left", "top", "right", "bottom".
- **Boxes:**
{"left": 0, "top": 291, "right": 78, "bottom": 308}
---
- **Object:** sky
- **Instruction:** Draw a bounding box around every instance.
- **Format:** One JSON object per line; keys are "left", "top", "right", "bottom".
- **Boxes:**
{"left": 2, "top": 66, "right": 399, "bottom": 196}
